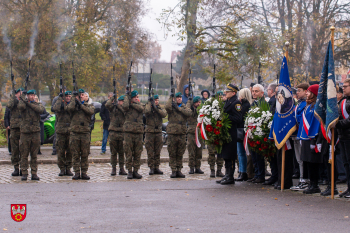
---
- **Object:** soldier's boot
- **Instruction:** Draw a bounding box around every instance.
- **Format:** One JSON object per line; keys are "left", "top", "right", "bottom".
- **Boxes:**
{"left": 216, "top": 169, "right": 228, "bottom": 184}
{"left": 111, "top": 167, "right": 117, "bottom": 176}
{"left": 170, "top": 171, "right": 177, "bottom": 178}
{"left": 221, "top": 167, "right": 235, "bottom": 185}
{"left": 154, "top": 167, "right": 163, "bottom": 175}
{"left": 72, "top": 173, "right": 81, "bottom": 180}
{"left": 195, "top": 168, "right": 204, "bottom": 174}
{"left": 210, "top": 170, "right": 216, "bottom": 178}
{"left": 31, "top": 174, "right": 40, "bottom": 181}
{"left": 216, "top": 169, "right": 225, "bottom": 177}
{"left": 12, "top": 167, "right": 20, "bottom": 176}
{"left": 119, "top": 167, "right": 127, "bottom": 175}
{"left": 176, "top": 170, "right": 186, "bottom": 178}
{"left": 65, "top": 169, "right": 73, "bottom": 176}
{"left": 59, "top": 169, "right": 65, "bottom": 176}
{"left": 21, "top": 174, "right": 28, "bottom": 181}
{"left": 133, "top": 170, "right": 142, "bottom": 179}
{"left": 149, "top": 168, "right": 155, "bottom": 175}
{"left": 189, "top": 168, "right": 194, "bottom": 174}
{"left": 81, "top": 173, "right": 90, "bottom": 180}
{"left": 127, "top": 171, "right": 133, "bottom": 179}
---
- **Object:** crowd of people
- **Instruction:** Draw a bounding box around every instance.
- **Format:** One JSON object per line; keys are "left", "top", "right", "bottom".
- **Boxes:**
{"left": 4, "top": 80, "right": 350, "bottom": 199}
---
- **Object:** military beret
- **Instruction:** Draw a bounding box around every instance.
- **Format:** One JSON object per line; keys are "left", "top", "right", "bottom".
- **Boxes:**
{"left": 65, "top": 91, "right": 72, "bottom": 95}
{"left": 225, "top": 84, "right": 239, "bottom": 92}
{"left": 193, "top": 96, "right": 200, "bottom": 103}
{"left": 175, "top": 92, "right": 182, "bottom": 97}
{"left": 131, "top": 90, "right": 138, "bottom": 98}
{"left": 78, "top": 88, "right": 85, "bottom": 93}
{"left": 15, "top": 88, "right": 24, "bottom": 94}
{"left": 27, "top": 89, "right": 36, "bottom": 95}
{"left": 216, "top": 91, "right": 224, "bottom": 96}
{"left": 153, "top": 95, "right": 159, "bottom": 100}
{"left": 118, "top": 95, "right": 125, "bottom": 101}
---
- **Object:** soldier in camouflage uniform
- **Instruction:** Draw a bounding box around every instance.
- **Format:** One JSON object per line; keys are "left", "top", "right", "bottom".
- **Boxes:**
{"left": 7, "top": 88, "right": 23, "bottom": 176}
{"left": 145, "top": 94, "right": 167, "bottom": 175}
{"left": 122, "top": 90, "right": 145, "bottom": 179}
{"left": 186, "top": 96, "right": 204, "bottom": 175}
{"left": 52, "top": 91, "right": 73, "bottom": 176}
{"left": 105, "top": 95, "right": 127, "bottom": 176}
{"left": 165, "top": 92, "right": 192, "bottom": 178}
{"left": 68, "top": 89, "right": 95, "bottom": 180}
{"left": 18, "top": 89, "right": 45, "bottom": 181}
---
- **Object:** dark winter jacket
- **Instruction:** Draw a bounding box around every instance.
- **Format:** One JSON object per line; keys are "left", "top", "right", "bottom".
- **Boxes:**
{"left": 100, "top": 100, "right": 110, "bottom": 130}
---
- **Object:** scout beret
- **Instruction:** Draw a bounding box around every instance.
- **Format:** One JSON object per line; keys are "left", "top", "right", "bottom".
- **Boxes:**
{"left": 216, "top": 91, "right": 224, "bottom": 96}
{"left": 175, "top": 92, "right": 182, "bottom": 97}
{"left": 78, "top": 88, "right": 85, "bottom": 93}
{"left": 65, "top": 91, "right": 72, "bottom": 95}
{"left": 193, "top": 96, "right": 200, "bottom": 103}
{"left": 131, "top": 90, "right": 138, "bottom": 98}
{"left": 153, "top": 95, "right": 159, "bottom": 100}
{"left": 118, "top": 95, "right": 125, "bottom": 101}
{"left": 27, "top": 89, "right": 36, "bottom": 95}
{"left": 15, "top": 88, "right": 24, "bottom": 94}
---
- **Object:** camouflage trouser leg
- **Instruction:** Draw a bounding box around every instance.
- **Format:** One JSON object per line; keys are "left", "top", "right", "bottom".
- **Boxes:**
{"left": 69, "top": 132, "right": 90, "bottom": 173}
{"left": 19, "top": 132, "right": 40, "bottom": 175}
{"left": 10, "top": 128, "right": 21, "bottom": 169}
{"left": 167, "top": 134, "right": 186, "bottom": 171}
{"left": 57, "top": 133, "right": 72, "bottom": 169}
{"left": 208, "top": 144, "right": 223, "bottom": 170}
{"left": 187, "top": 133, "right": 202, "bottom": 168}
{"left": 124, "top": 133, "right": 143, "bottom": 171}
{"left": 145, "top": 133, "right": 163, "bottom": 169}
{"left": 109, "top": 131, "right": 125, "bottom": 167}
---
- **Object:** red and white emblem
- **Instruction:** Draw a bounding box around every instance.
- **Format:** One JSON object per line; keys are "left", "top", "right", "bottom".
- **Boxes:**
{"left": 11, "top": 204, "right": 26, "bottom": 222}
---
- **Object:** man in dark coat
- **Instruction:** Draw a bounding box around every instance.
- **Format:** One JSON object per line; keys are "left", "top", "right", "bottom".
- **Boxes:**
{"left": 216, "top": 84, "right": 242, "bottom": 185}
{"left": 100, "top": 93, "right": 112, "bottom": 154}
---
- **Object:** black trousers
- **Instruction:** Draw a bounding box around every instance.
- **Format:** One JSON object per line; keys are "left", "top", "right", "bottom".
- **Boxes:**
{"left": 251, "top": 151, "right": 265, "bottom": 179}
{"left": 277, "top": 147, "right": 294, "bottom": 188}
{"left": 269, "top": 154, "right": 278, "bottom": 182}
{"left": 7, "top": 129, "right": 11, "bottom": 153}
{"left": 339, "top": 140, "right": 350, "bottom": 187}
{"left": 305, "top": 162, "right": 319, "bottom": 184}
{"left": 224, "top": 159, "right": 235, "bottom": 174}
{"left": 322, "top": 147, "right": 338, "bottom": 184}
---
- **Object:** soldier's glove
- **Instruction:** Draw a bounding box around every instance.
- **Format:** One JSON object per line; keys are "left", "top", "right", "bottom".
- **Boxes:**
{"left": 22, "top": 90, "right": 27, "bottom": 95}
{"left": 191, "top": 106, "right": 194, "bottom": 111}
{"left": 172, "top": 102, "right": 179, "bottom": 111}
{"left": 152, "top": 102, "right": 157, "bottom": 109}
{"left": 189, "top": 97, "right": 193, "bottom": 101}
{"left": 59, "top": 93, "right": 63, "bottom": 97}
{"left": 170, "top": 93, "right": 174, "bottom": 97}
{"left": 148, "top": 96, "right": 153, "bottom": 102}
{"left": 61, "top": 102, "right": 64, "bottom": 110}
{"left": 76, "top": 98, "right": 82, "bottom": 106}
{"left": 126, "top": 90, "right": 130, "bottom": 95}
{"left": 73, "top": 90, "right": 78, "bottom": 96}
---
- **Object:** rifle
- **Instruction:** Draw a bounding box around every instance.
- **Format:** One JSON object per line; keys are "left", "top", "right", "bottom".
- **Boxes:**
{"left": 59, "top": 63, "right": 65, "bottom": 100}
{"left": 10, "top": 61, "right": 15, "bottom": 94}
{"left": 258, "top": 61, "right": 262, "bottom": 84}
{"left": 24, "top": 60, "right": 31, "bottom": 92}
{"left": 72, "top": 61, "right": 79, "bottom": 101}
{"left": 188, "top": 67, "right": 192, "bottom": 98}
{"left": 149, "top": 68, "right": 153, "bottom": 98}
{"left": 126, "top": 61, "right": 133, "bottom": 93}
{"left": 113, "top": 64, "right": 116, "bottom": 103}
{"left": 170, "top": 63, "right": 175, "bottom": 103}
{"left": 212, "top": 64, "right": 216, "bottom": 96}
{"left": 241, "top": 75, "right": 243, "bottom": 89}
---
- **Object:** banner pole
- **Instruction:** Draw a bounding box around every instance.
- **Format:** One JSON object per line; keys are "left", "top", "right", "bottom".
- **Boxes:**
{"left": 330, "top": 26, "right": 335, "bottom": 199}
{"left": 285, "top": 42, "right": 290, "bottom": 63}
{"left": 281, "top": 146, "right": 285, "bottom": 191}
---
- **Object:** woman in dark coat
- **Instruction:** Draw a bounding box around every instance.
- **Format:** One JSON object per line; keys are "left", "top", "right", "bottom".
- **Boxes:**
{"left": 217, "top": 84, "right": 242, "bottom": 185}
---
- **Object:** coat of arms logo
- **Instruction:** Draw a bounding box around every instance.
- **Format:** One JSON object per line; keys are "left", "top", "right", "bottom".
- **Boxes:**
{"left": 11, "top": 204, "right": 26, "bottom": 222}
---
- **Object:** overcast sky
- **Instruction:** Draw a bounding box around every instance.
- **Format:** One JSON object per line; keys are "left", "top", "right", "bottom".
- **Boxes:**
{"left": 141, "top": 0, "right": 184, "bottom": 62}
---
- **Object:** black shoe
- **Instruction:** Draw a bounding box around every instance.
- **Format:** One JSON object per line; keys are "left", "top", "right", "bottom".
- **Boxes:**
{"left": 274, "top": 182, "right": 279, "bottom": 189}
{"left": 336, "top": 178, "right": 347, "bottom": 184}
{"left": 37, "top": 150, "right": 42, "bottom": 155}
{"left": 321, "top": 185, "right": 339, "bottom": 196}
{"left": 195, "top": 168, "right": 204, "bottom": 174}
{"left": 236, "top": 172, "right": 248, "bottom": 181}
{"left": 303, "top": 182, "right": 321, "bottom": 194}
{"left": 216, "top": 170, "right": 225, "bottom": 177}
{"left": 52, "top": 151, "right": 57, "bottom": 155}
{"left": 263, "top": 179, "right": 277, "bottom": 185}
{"left": 170, "top": 171, "right": 177, "bottom": 178}
{"left": 176, "top": 171, "right": 186, "bottom": 178}
{"left": 12, "top": 168, "right": 20, "bottom": 176}
{"left": 72, "top": 173, "right": 80, "bottom": 180}
{"left": 221, "top": 178, "right": 235, "bottom": 185}
{"left": 292, "top": 173, "right": 300, "bottom": 179}
{"left": 127, "top": 171, "right": 133, "bottom": 179}
{"left": 111, "top": 167, "right": 117, "bottom": 176}
{"left": 31, "top": 174, "right": 40, "bottom": 181}
{"left": 210, "top": 170, "right": 215, "bottom": 178}
{"left": 21, "top": 174, "right": 28, "bottom": 181}
{"left": 154, "top": 168, "right": 163, "bottom": 175}
{"left": 81, "top": 173, "right": 90, "bottom": 180}
{"left": 65, "top": 169, "right": 73, "bottom": 176}
{"left": 339, "top": 188, "right": 350, "bottom": 197}
{"left": 59, "top": 169, "right": 65, "bottom": 176}
{"left": 119, "top": 167, "right": 127, "bottom": 175}
{"left": 277, "top": 185, "right": 292, "bottom": 190}
{"left": 252, "top": 178, "right": 265, "bottom": 183}
{"left": 189, "top": 168, "right": 194, "bottom": 174}
{"left": 235, "top": 172, "right": 242, "bottom": 181}
{"left": 133, "top": 170, "right": 142, "bottom": 179}
{"left": 149, "top": 168, "right": 155, "bottom": 175}
{"left": 247, "top": 177, "right": 256, "bottom": 182}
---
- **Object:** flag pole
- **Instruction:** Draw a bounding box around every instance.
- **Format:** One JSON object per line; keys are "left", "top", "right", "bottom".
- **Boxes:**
{"left": 330, "top": 25, "right": 335, "bottom": 199}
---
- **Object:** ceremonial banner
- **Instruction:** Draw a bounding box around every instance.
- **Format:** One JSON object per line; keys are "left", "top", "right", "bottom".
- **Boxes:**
{"left": 269, "top": 56, "right": 297, "bottom": 149}
{"left": 314, "top": 41, "right": 339, "bottom": 143}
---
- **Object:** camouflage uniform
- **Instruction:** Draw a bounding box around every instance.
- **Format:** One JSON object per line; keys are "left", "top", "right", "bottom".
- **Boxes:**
{"left": 186, "top": 100, "right": 203, "bottom": 169}
{"left": 7, "top": 94, "right": 22, "bottom": 170}
{"left": 52, "top": 97, "right": 72, "bottom": 171}
{"left": 121, "top": 95, "right": 145, "bottom": 172}
{"left": 67, "top": 98, "right": 95, "bottom": 175}
{"left": 105, "top": 99, "right": 125, "bottom": 168}
{"left": 144, "top": 101, "right": 167, "bottom": 169}
{"left": 18, "top": 94, "right": 45, "bottom": 175}
{"left": 208, "top": 144, "right": 224, "bottom": 170}
{"left": 165, "top": 97, "right": 192, "bottom": 172}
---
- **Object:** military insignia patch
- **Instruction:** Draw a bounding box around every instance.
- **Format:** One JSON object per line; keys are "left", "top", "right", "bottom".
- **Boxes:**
{"left": 235, "top": 104, "right": 241, "bottom": 111}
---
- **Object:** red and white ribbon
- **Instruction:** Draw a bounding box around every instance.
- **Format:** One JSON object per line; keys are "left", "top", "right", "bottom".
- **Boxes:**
{"left": 341, "top": 99, "right": 349, "bottom": 119}
{"left": 284, "top": 140, "right": 292, "bottom": 151}
{"left": 302, "top": 111, "right": 310, "bottom": 135}
{"left": 196, "top": 114, "right": 209, "bottom": 148}
{"left": 243, "top": 124, "right": 254, "bottom": 156}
